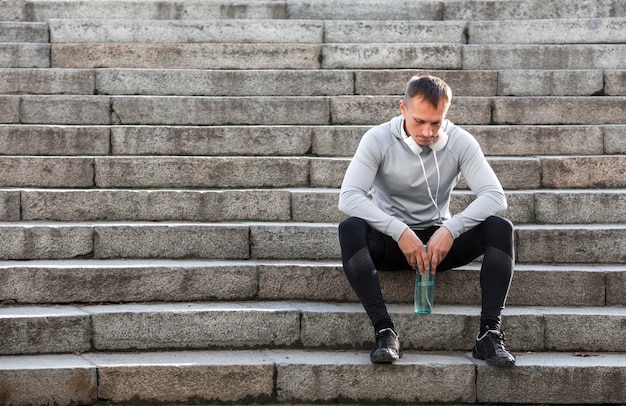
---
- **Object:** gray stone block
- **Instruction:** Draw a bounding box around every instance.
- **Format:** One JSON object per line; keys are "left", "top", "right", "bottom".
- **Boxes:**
{"left": 95, "top": 157, "right": 309, "bottom": 188}
{"left": 544, "top": 307, "right": 626, "bottom": 351}
{"left": 541, "top": 156, "right": 626, "bottom": 188}
{"left": 310, "top": 157, "right": 348, "bottom": 188}
{"left": 0, "top": 190, "right": 20, "bottom": 221}
{"left": 469, "top": 157, "right": 542, "bottom": 190}
{"left": 286, "top": 0, "right": 444, "bottom": 20}
{"left": 0, "top": 68, "right": 95, "bottom": 95}
{"left": 22, "top": 189, "right": 291, "bottom": 221}
{"left": 466, "top": 125, "right": 604, "bottom": 156}
{"left": 290, "top": 189, "right": 345, "bottom": 223}
{"left": 85, "top": 351, "right": 275, "bottom": 404}
{"left": 250, "top": 223, "right": 340, "bottom": 260}
{"left": 604, "top": 125, "right": 626, "bottom": 153}
{"left": 330, "top": 96, "right": 492, "bottom": 125}
{"left": 93, "top": 223, "right": 250, "bottom": 260}
{"left": 0, "top": 157, "right": 94, "bottom": 187}
{"left": 0, "top": 22, "right": 48, "bottom": 42}
{"left": 275, "top": 351, "right": 475, "bottom": 403}
{"left": 21, "top": 95, "right": 111, "bottom": 125}
{"left": 324, "top": 20, "right": 466, "bottom": 43}
{"left": 607, "top": 267, "right": 626, "bottom": 306}
{"left": 469, "top": 18, "right": 626, "bottom": 44}
{"left": 111, "top": 125, "right": 312, "bottom": 155}
{"left": 98, "top": 68, "right": 353, "bottom": 96}
{"left": 87, "top": 302, "right": 301, "bottom": 350}
{"left": 322, "top": 43, "right": 462, "bottom": 69}
{"left": 0, "top": 224, "right": 93, "bottom": 260}
{"left": 0, "top": 306, "right": 91, "bottom": 355}
{"left": 493, "top": 97, "right": 626, "bottom": 125}
{"left": 355, "top": 69, "right": 498, "bottom": 96}
{"left": 0, "top": 0, "right": 26, "bottom": 21}
{"left": 0, "top": 260, "right": 258, "bottom": 303}
{"left": 516, "top": 224, "right": 626, "bottom": 263}
{"left": 497, "top": 69, "right": 604, "bottom": 96}
{"left": 111, "top": 96, "right": 329, "bottom": 125}
{"left": 534, "top": 190, "right": 626, "bottom": 224}
{"left": 310, "top": 125, "right": 367, "bottom": 157}
{"left": 476, "top": 352, "right": 626, "bottom": 404}
{"left": 0, "top": 96, "right": 20, "bottom": 123}
{"left": 0, "top": 354, "right": 97, "bottom": 405}
{"left": 49, "top": 19, "right": 323, "bottom": 43}
{"left": 0, "top": 125, "right": 109, "bottom": 155}
{"left": 0, "top": 43, "right": 49, "bottom": 68}
{"left": 52, "top": 43, "right": 321, "bottom": 69}
{"left": 464, "top": 44, "right": 626, "bottom": 70}
{"left": 606, "top": 70, "right": 626, "bottom": 95}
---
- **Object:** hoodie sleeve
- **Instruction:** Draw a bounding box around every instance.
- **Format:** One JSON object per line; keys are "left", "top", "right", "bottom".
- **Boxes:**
{"left": 338, "top": 128, "right": 409, "bottom": 241}
{"left": 441, "top": 135, "right": 507, "bottom": 239}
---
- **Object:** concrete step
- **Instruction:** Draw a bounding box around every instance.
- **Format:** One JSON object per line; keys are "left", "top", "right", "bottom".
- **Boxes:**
{"left": 0, "top": 259, "right": 623, "bottom": 307}
{"left": 0, "top": 222, "right": 624, "bottom": 263}
{"left": 1, "top": 301, "right": 625, "bottom": 355}
{"left": 468, "top": 18, "right": 626, "bottom": 44}
{"left": 2, "top": 124, "right": 622, "bottom": 157}
{"left": 0, "top": 43, "right": 49, "bottom": 68}
{"left": 3, "top": 68, "right": 626, "bottom": 97}
{"left": 1, "top": 350, "right": 625, "bottom": 404}
{"left": 0, "top": 21, "right": 48, "bottom": 42}
{"left": 4, "top": 95, "right": 626, "bottom": 126}
{"left": 5, "top": 188, "right": 625, "bottom": 226}
{"left": 17, "top": 0, "right": 626, "bottom": 21}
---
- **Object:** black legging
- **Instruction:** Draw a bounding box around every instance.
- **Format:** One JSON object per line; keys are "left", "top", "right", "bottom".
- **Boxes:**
{"left": 338, "top": 216, "right": 514, "bottom": 333}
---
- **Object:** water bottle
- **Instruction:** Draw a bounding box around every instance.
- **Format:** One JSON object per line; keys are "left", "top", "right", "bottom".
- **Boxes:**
{"left": 414, "top": 244, "right": 435, "bottom": 314}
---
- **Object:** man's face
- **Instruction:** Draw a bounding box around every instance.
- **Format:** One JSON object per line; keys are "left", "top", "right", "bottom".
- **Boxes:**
{"left": 400, "top": 96, "right": 450, "bottom": 146}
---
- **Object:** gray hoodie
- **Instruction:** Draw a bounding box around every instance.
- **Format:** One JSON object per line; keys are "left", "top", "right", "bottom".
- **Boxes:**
{"left": 338, "top": 115, "right": 507, "bottom": 241}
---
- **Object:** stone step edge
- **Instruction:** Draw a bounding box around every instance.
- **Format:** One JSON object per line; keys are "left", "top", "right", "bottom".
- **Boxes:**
{"left": 0, "top": 350, "right": 624, "bottom": 404}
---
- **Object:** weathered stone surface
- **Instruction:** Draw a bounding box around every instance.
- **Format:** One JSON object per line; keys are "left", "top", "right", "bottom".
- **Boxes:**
{"left": 0, "top": 125, "right": 109, "bottom": 155}
{"left": 605, "top": 70, "right": 626, "bottom": 95}
{"left": 544, "top": 307, "right": 626, "bottom": 351}
{"left": 22, "top": 189, "right": 291, "bottom": 221}
{"left": 0, "top": 190, "right": 20, "bottom": 221}
{"left": 21, "top": 95, "right": 111, "bottom": 125}
{"left": 0, "top": 22, "right": 48, "bottom": 42}
{"left": 0, "top": 354, "right": 97, "bottom": 405}
{"left": 516, "top": 224, "right": 626, "bottom": 263}
{"left": 87, "top": 302, "right": 300, "bottom": 350}
{"left": 0, "top": 260, "right": 258, "bottom": 303}
{"left": 0, "top": 68, "right": 94, "bottom": 95}
{"left": 0, "top": 157, "right": 94, "bottom": 187}
{"left": 322, "top": 44, "right": 462, "bottom": 69}
{"left": 97, "top": 68, "right": 353, "bottom": 96}
{"left": 0, "top": 43, "right": 49, "bottom": 68}
{"left": 275, "top": 350, "right": 475, "bottom": 403}
{"left": 287, "top": 0, "right": 443, "bottom": 19}
{"left": 111, "top": 125, "right": 312, "bottom": 155}
{"left": 607, "top": 267, "right": 626, "bottom": 306}
{"left": 497, "top": 70, "right": 604, "bottom": 96}
{"left": 95, "top": 156, "right": 309, "bottom": 188}
{"left": 52, "top": 43, "right": 321, "bottom": 69}
{"left": 476, "top": 352, "right": 626, "bottom": 404}
{"left": 493, "top": 97, "right": 626, "bottom": 125}
{"left": 604, "top": 125, "right": 626, "bottom": 153}
{"left": 250, "top": 223, "right": 340, "bottom": 260}
{"left": 0, "top": 306, "right": 91, "bottom": 355}
{"left": 469, "top": 18, "right": 626, "bottom": 44}
{"left": 355, "top": 69, "right": 497, "bottom": 96}
{"left": 0, "top": 95, "right": 20, "bottom": 123}
{"left": 541, "top": 156, "right": 626, "bottom": 188}
{"left": 325, "top": 20, "right": 465, "bottom": 43}
{"left": 50, "top": 19, "right": 323, "bottom": 43}
{"left": 0, "top": 224, "right": 93, "bottom": 260}
{"left": 460, "top": 157, "right": 542, "bottom": 190}
{"left": 93, "top": 223, "right": 250, "bottom": 260}
{"left": 290, "top": 189, "right": 345, "bottom": 223}
{"left": 309, "top": 157, "right": 348, "bottom": 188}
{"left": 464, "top": 44, "right": 626, "bottom": 69}
{"left": 0, "top": 0, "right": 26, "bottom": 21}
{"left": 111, "top": 96, "right": 330, "bottom": 125}
{"left": 310, "top": 125, "right": 366, "bottom": 157}
{"left": 534, "top": 190, "right": 626, "bottom": 224}
{"left": 85, "top": 351, "right": 275, "bottom": 404}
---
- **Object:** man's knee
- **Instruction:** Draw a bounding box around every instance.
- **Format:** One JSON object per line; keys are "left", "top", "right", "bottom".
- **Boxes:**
{"left": 338, "top": 216, "right": 368, "bottom": 242}
{"left": 484, "top": 216, "right": 513, "bottom": 236}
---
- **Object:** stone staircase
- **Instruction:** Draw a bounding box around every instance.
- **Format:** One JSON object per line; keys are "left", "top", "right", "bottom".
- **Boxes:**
{"left": 1, "top": 0, "right": 626, "bottom": 404}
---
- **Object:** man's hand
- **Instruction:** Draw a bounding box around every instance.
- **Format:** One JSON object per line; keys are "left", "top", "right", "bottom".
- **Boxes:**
{"left": 398, "top": 228, "right": 429, "bottom": 275}
{"left": 426, "top": 226, "right": 454, "bottom": 273}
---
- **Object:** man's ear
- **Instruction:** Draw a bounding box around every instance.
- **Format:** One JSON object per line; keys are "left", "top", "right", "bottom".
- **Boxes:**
{"left": 399, "top": 99, "right": 407, "bottom": 116}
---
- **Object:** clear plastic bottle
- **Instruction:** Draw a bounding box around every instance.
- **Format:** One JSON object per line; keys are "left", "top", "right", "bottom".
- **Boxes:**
{"left": 414, "top": 244, "right": 435, "bottom": 314}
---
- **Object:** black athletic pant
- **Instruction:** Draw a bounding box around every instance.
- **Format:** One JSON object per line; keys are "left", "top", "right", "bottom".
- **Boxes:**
{"left": 338, "top": 216, "right": 514, "bottom": 334}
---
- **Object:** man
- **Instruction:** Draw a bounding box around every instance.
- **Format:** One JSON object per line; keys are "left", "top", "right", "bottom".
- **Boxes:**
{"left": 337, "top": 75, "right": 516, "bottom": 366}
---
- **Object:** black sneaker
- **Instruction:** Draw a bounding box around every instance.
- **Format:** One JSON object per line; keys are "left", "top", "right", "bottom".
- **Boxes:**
{"left": 370, "top": 328, "right": 402, "bottom": 364}
{"left": 472, "top": 328, "right": 516, "bottom": 367}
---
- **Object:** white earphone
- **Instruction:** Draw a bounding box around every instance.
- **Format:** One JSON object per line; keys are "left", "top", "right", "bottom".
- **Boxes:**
{"left": 402, "top": 130, "right": 449, "bottom": 156}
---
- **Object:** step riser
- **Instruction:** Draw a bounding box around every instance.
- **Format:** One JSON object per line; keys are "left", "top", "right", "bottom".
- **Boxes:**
{"left": 2, "top": 264, "right": 623, "bottom": 307}
{"left": 0, "top": 22, "right": 48, "bottom": 42}
{"left": 0, "top": 44, "right": 49, "bottom": 68}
